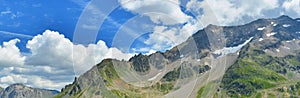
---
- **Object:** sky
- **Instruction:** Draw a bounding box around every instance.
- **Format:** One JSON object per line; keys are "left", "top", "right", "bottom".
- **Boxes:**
{"left": 0, "top": 0, "right": 299, "bottom": 90}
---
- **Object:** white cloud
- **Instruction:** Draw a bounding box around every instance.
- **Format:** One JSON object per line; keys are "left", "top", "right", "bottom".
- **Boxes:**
{"left": 0, "top": 73, "right": 70, "bottom": 90}
{"left": 72, "top": 40, "right": 134, "bottom": 75}
{"left": 0, "top": 74, "right": 28, "bottom": 84}
{"left": 118, "top": 0, "right": 202, "bottom": 51}
{"left": 105, "top": 48, "right": 134, "bottom": 60}
{"left": 26, "top": 30, "right": 134, "bottom": 75}
{"left": 143, "top": 18, "right": 201, "bottom": 51}
{"left": 131, "top": 47, "right": 157, "bottom": 55}
{"left": 26, "top": 75, "right": 70, "bottom": 90}
{"left": 0, "top": 9, "right": 12, "bottom": 16}
{"left": 26, "top": 30, "right": 73, "bottom": 68}
{"left": 282, "top": 0, "right": 300, "bottom": 16}
{"left": 0, "top": 30, "right": 134, "bottom": 90}
{"left": 186, "top": 0, "right": 202, "bottom": 15}
{"left": 144, "top": 26, "right": 177, "bottom": 50}
{"left": 0, "top": 39, "right": 25, "bottom": 67}
{"left": 119, "top": 0, "right": 191, "bottom": 25}
{"left": 195, "top": 0, "right": 279, "bottom": 26}
{"left": 0, "top": 67, "right": 14, "bottom": 75}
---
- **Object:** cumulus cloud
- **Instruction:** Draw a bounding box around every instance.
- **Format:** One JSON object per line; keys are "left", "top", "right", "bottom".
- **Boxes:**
{"left": 144, "top": 26, "right": 176, "bottom": 50}
{"left": 26, "top": 75, "right": 71, "bottom": 90}
{"left": 26, "top": 30, "right": 133, "bottom": 75}
{"left": 26, "top": 30, "right": 73, "bottom": 69}
{"left": 0, "top": 73, "right": 70, "bottom": 90}
{"left": 119, "top": 0, "right": 202, "bottom": 51}
{"left": 144, "top": 20, "right": 201, "bottom": 51}
{"left": 119, "top": 0, "right": 191, "bottom": 25}
{"left": 282, "top": 0, "right": 300, "bottom": 16}
{"left": 0, "top": 74, "right": 28, "bottom": 86}
{"left": 0, "top": 39, "right": 25, "bottom": 67}
{"left": 0, "top": 30, "right": 134, "bottom": 90}
{"left": 73, "top": 40, "right": 134, "bottom": 75}
{"left": 195, "top": 0, "right": 279, "bottom": 26}
{"left": 0, "top": 67, "right": 14, "bottom": 75}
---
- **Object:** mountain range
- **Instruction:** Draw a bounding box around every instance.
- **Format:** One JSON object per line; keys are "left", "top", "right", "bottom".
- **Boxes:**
{"left": 2, "top": 15, "right": 300, "bottom": 98}
{"left": 0, "top": 84, "right": 59, "bottom": 98}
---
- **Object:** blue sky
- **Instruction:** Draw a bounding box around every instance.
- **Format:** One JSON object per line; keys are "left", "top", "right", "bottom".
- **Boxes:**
{"left": 0, "top": 0, "right": 82, "bottom": 52}
{"left": 0, "top": 0, "right": 158, "bottom": 53}
{"left": 0, "top": 0, "right": 299, "bottom": 90}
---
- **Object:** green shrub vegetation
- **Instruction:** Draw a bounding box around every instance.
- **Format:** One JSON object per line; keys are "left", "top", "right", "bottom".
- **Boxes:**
{"left": 221, "top": 45, "right": 287, "bottom": 97}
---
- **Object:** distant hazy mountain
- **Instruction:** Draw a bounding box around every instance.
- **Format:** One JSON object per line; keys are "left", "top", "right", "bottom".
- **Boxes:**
{"left": 0, "top": 84, "right": 59, "bottom": 98}
{"left": 56, "top": 15, "right": 300, "bottom": 98}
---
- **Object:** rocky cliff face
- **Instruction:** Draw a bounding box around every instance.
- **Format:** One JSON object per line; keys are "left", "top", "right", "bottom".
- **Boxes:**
{"left": 0, "top": 84, "right": 59, "bottom": 98}
{"left": 56, "top": 15, "right": 300, "bottom": 98}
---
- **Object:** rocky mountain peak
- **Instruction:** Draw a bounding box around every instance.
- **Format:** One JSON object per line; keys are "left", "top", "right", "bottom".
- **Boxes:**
{"left": 4, "top": 84, "right": 28, "bottom": 91}
{"left": 0, "top": 83, "right": 59, "bottom": 98}
{"left": 277, "top": 15, "right": 293, "bottom": 21}
{"left": 129, "top": 53, "right": 151, "bottom": 73}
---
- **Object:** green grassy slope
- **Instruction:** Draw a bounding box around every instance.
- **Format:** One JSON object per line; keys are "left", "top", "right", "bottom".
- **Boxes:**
{"left": 218, "top": 44, "right": 300, "bottom": 97}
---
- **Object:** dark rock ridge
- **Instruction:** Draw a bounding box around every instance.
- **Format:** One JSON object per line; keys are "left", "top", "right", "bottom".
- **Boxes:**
{"left": 129, "top": 53, "right": 151, "bottom": 73}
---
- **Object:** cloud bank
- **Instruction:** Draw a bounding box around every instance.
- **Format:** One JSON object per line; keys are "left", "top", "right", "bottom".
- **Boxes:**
{"left": 0, "top": 30, "right": 134, "bottom": 90}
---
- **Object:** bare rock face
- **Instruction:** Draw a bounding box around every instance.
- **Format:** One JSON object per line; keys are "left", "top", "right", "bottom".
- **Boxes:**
{"left": 129, "top": 53, "right": 151, "bottom": 73}
{"left": 0, "top": 84, "right": 59, "bottom": 98}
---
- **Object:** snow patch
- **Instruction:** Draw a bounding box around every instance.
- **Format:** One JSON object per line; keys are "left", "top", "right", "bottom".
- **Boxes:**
{"left": 148, "top": 72, "right": 162, "bottom": 81}
{"left": 296, "top": 32, "right": 300, "bottom": 34}
{"left": 259, "top": 38, "right": 264, "bottom": 41}
{"left": 273, "top": 24, "right": 277, "bottom": 26}
{"left": 271, "top": 22, "right": 274, "bottom": 24}
{"left": 257, "top": 27, "right": 265, "bottom": 31}
{"left": 276, "top": 49, "right": 280, "bottom": 52}
{"left": 197, "top": 59, "right": 201, "bottom": 62}
{"left": 283, "top": 24, "right": 291, "bottom": 27}
{"left": 266, "top": 32, "right": 277, "bottom": 37}
{"left": 180, "top": 55, "right": 184, "bottom": 58}
{"left": 213, "top": 37, "right": 253, "bottom": 58}
{"left": 283, "top": 46, "right": 290, "bottom": 50}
